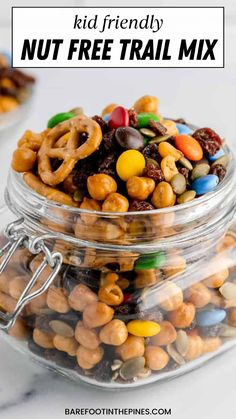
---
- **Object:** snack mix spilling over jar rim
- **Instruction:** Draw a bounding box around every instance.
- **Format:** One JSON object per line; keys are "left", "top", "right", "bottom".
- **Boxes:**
{"left": 0, "top": 94, "right": 235, "bottom": 389}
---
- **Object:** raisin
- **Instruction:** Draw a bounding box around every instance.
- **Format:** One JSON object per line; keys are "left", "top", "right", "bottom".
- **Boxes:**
{"left": 210, "top": 164, "right": 226, "bottom": 182}
{"left": 102, "top": 129, "right": 117, "bottom": 152}
{"left": 137, "top": 309, "right": 164, "bottom": 323}
{"left": 192, "top": 128, "right": 222, "bottom": 156}
{"left": 129, "top": 200, "right": 155, "bottom": 212}
{"left": 98, "top": 154, "right": 117, "bottom": 177}
{"left": 142, "top": 143, "right": 159, "bottom": 161}
{"left": 92, "top": 359, "right": 113, "bottom": 382}
{"left": 199, "top": 324, "right": 222, "bottom": 338}
{"left": 92, "top": 115, "right": 108, "bottom": 133}
{"left": 128, "top": 108, "right": 138, "bottom": 128}
{"left": 73, "top": 160, "right": 96, "bottom": 190}
{"left": 143, "top": 163, "right": 164, "bottom": 182}
{"left": 148, "top": 120, "right": 167, "bottom": 136}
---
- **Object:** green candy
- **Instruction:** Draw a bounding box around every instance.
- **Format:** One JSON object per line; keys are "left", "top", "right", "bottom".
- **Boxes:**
{"left": 137, "top": 113, "right": 160, "bottom": 128}
{"left": 135, "top": 251, "right": 166, "bottom": 270}
{"left": 47, "top": 112, "right": 74, "bottom": 128}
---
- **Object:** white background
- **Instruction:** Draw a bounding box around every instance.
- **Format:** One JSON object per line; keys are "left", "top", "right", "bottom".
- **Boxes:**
{"left": 0, "top": 1, "right": 236, "bottom": 419}
{"left": 12, "top": 7, "right": 224, "bottom": 68}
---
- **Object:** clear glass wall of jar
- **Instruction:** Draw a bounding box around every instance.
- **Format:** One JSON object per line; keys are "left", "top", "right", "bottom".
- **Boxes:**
{"left": 0, "top": 144, "right": 236, "bottom": 388}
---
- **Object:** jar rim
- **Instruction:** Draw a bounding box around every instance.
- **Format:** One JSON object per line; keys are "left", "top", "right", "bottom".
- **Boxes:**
{"left": 8, "top": 144, "right": 235, "bottom": 218}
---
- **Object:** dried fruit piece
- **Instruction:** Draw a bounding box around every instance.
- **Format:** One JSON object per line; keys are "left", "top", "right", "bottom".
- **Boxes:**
{"left": 192, "top": 128, "right": 222, "bottom": 156}
{"left": 210, "top": 164, "right": 226, "bottom": 181}
{"left": 143, "top": 164, "right": 164, "bottom": 182}
{"left": 148, "top": 120, "right": 167, "bottom": 136}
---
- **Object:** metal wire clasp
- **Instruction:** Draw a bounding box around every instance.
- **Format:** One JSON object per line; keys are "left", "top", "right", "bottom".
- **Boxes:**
{"left": 0, "top": 218, "right": 63, "bottom": 331}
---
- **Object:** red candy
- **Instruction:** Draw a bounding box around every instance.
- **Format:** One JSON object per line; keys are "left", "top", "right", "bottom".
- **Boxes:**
{"left": 109, "top": 106, "right": 129, "bottom": 129}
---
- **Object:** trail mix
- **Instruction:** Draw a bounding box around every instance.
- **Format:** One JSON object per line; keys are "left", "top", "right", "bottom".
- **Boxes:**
{"left": 1, "top": 230, "right": 236, "bottom": 385}
{"left": 0, "top": 54, "right": 35, "bottom": 114}
{"left": 11, "top": 95, "right": 228, "bottom": 210}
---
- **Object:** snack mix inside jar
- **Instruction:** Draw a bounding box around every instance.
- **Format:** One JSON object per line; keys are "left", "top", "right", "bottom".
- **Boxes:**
{"left": 1, "top": 95, "right": 236, "bottom": 388}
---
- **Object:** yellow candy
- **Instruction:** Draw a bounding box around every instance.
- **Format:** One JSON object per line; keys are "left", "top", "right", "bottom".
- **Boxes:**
{"left": 158, "top": 142, "right": 183, "bottom": 161}
{"left": 116, "top": 150, "right": 145, "bottom": 181}
{"left": 127, "top": 320, "right": 161, "bottom": 337}
{"left": 161, "top": 156, "right": 179, "bottom": 182}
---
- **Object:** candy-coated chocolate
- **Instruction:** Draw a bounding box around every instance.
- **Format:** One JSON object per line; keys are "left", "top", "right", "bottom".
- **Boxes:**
{"left": 109, "top": 106, "right": 129, "bottom": 129}
{"left": 191, "top": 175, "right": 219, "bottom": 195}
{"left": 115, "top": 127, "right": 144, "bottom": 150}
{"left": 175, "top": 135, "right": 203, "bottom": 161}
{"left": 176, "top": 123, "right": 193, "bottom": 135}
{"left": 47, "top": 112, "right": 74, "bottom": 128}
{"left": 135, "top": 251, "right": 166, "bottom": 270}
{"left": 116, "top": 150, "right": 146, "bottom": 181}
{"left": 196, "top": 309, "right": 226, "bottom": 327}
{"left": 137, "top": 113, "right": 159, "bottom": 128}
{"left": 208, "top": 148, "right": 225, "bottom": 162}
{"left": 127, "top": 320, "right": 161, "bottom": 337}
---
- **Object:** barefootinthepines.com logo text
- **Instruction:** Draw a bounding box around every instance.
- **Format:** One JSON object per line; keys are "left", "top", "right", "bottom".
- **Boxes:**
{"left": 64, "top": 407, "right": 171, "bottom": 416}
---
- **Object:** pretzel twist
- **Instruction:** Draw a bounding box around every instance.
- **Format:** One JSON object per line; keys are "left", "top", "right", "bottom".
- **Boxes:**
{"left": 38, "top": 116, "right": 102, "bottom": 186}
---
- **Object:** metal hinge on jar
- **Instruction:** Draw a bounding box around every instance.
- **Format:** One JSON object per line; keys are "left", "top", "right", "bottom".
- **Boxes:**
{"left": 0, "top": 218, "right": 63, "bottom": 331}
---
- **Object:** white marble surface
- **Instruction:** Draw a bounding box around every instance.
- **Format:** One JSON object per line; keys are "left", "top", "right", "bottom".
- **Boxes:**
{"left": 0, "top": 3, "right": 236, "bottom": 418}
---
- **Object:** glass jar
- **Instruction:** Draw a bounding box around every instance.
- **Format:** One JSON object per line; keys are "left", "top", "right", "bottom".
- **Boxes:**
{"left": 0, "top": 144, "right": 236, "bottom": 389}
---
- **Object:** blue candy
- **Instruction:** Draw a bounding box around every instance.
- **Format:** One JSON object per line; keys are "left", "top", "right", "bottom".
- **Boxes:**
{"left": 196, "top": 309, "right": 226, "bottom": 327}
{"left": 191, "top": 175, "right": 219, "bottom": 195}
{"left": 208, "top": 148, "right": 225, "bottom": 162}
{"left": 103, "top": 114, "right": 110, "bottom": 122}
{"left": 176, "top": 123, "right": 193, "bottom": 135}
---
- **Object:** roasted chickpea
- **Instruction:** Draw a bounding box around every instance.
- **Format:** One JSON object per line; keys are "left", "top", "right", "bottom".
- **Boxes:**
{"left": 102, "top": 193, "right": 129, "bottom": 212}
{"left": 68, "top": 284, "right": 98, "bottom": 312}
{"left": 8, "top": 318, "right": 29, "bottom": 341}
{"left": 184, "top": 335, "right": 203, "bottom": 361}
{"left": 33, "top": 328, "right": 54, "bottom": 349}
{"left": 75, "top": 321, "right": 100, "bottom": 349}
{"left": 186, "top": 283, "right": 211, "bottom": 308}
{"left": 80, "top": 197, "right": 101, "bottom": 225}
{"left": 202, "top": 337, "right": 221, "bottom": 353}
{"left": 53, "top": 335, "right": 78, "bottom": 356}
{"left": 145, "top": 346, "right": 169, "bottom": 371}
{"left": 9, "top": 276, "right": 26, "bottom": 299}
{"left": 151, "top": 182, "right": 176, "bottom": 209}
{"left": 116, "top": 335, "right": 145, "bottom": 361}
{"left": 217, "top": 233, "right": 236, "bottom": 253}
{"left": 77, "top": 345, "right": 104, "bottom": 369}
{"left": 168, "top": 302, "right": 195, "bottom": 328}
{"left": 126, "top": 176, "right": 155, "bottom": 200}
{"left": 100, "top": 319, "right": 128, "bottom": 346}
{"left": 75, "top": 219, "right": 124, "bottom": 242}
{"left": 83, "top": 302, "right": 114, "bottom": 328}
{"left": 150, "top": 321, "right": 177, "bottom": 346}
{"left": 133, "top": 95, "right": 159, "bottom": 114}
{"left": 11, "top": 148, "right": 37, "bottom": 172}
{"left": 0, "top": 291, "right": 17, "bottom": 312}
{"left": 87, "top": 174, "right": 117, "bottom": 200}
{"left": 163, "top": 255, "right": 186, "bottom": 278}
{"left": 157, "top": 282, "right": 183, "bottom": 311}
{"left": 47, "top": 286, "right": 70, "bottom": 314}
{"left": 98, "top": 283, "right": 124, "bottom": 306}
{"left": 0, "top": 96, "right": 18, "bottom": 112}
{"left": 135, "top": 269, "right": 161, "bottom": 289}
{"left": 203, "top": 269, "right": 229, "bottom": 288}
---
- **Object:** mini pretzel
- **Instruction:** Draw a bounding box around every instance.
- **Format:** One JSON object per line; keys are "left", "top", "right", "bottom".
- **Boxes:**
{"left": 24, "top": 172, "right": 77, "bottom": 207}
{"left": 38, "top": 115, "right": 102, "bottom": 186}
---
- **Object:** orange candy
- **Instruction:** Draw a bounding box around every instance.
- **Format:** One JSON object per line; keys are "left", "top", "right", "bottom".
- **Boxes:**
{"left": 175, "top": 135, "right": 203, "bottom": 161}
